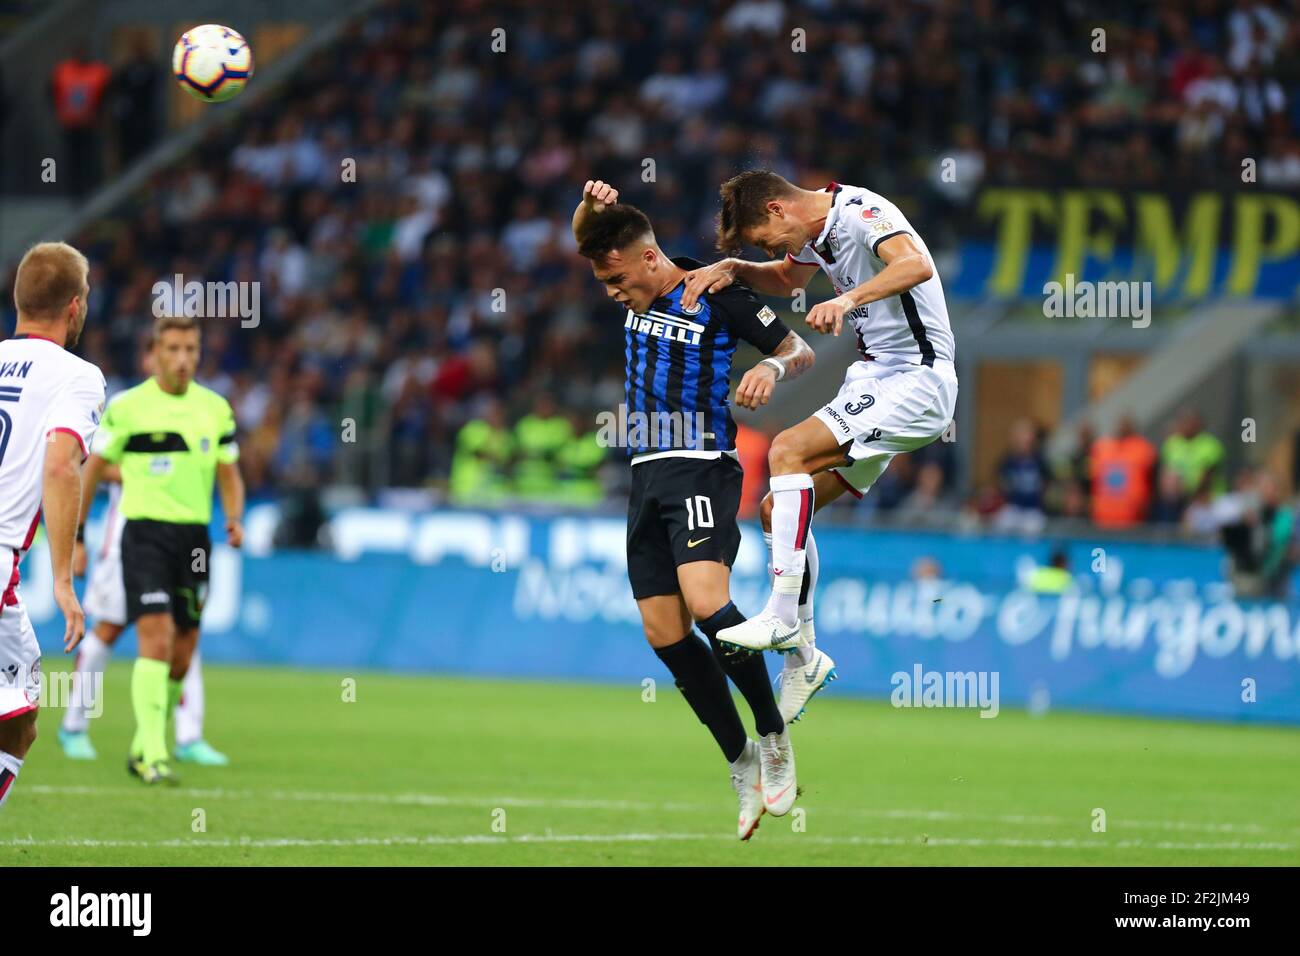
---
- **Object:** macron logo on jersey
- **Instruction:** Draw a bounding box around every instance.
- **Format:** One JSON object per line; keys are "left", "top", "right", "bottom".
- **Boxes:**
{"left": 625, "top": 309, "right": 704, "bottom": 346}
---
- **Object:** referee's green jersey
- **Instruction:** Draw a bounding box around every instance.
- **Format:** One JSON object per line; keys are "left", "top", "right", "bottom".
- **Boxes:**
{"left": 95, "top": 377, "right": 239, "bottom": 525}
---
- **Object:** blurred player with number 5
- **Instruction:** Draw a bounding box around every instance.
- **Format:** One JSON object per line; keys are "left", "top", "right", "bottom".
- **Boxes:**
{"left": 0, "top": 242, "right": 106, "bottom": 813}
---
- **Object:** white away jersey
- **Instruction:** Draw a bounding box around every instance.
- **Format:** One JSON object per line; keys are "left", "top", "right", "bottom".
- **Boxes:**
{"left": 0, "top": 335, "right": 106, "bottom": 551}
{"left": 788, "top": 182, "right": 955, "bottom": 367}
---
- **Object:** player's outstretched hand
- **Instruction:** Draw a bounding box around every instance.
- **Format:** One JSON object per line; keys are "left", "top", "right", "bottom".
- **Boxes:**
{"left": 582, "top": 180, "right": 619, "bottom": 213}
{"left": 72, "top": 540, "right": 87, "bottom": 577}
{"left": 227, "top": 519, "right": 244, "bottom": 549}
{"left": 681, "top": 260, "right": 737, "bottom": 311}
{"left": 55, "top": 578, "right": 85, "bottom": 652}
{"left": 806, "top": 294, "right": 854, "bottom": 336}
{"left": 735, "top": 363, "right": 778, "bottom": 410}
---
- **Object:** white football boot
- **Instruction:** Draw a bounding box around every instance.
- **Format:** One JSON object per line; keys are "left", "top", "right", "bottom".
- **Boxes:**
{"left": 730, "top": 739, "right": 765, "bottom": 840}
{"left": 716, "top": 610, "right": 801, "bottom": 654}
{"left": 759, "top": 727, "right": 797, "bottom": 816}
{"left": 778, "top": 627, "right": 837, "bottom": 723}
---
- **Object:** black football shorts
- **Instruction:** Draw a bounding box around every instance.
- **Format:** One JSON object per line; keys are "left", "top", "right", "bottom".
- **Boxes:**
{"left": 121, "top": 519, "right": 212, "bottom": 629}
{"left": 626, "top": 454, "right": 744, "bottom": 600}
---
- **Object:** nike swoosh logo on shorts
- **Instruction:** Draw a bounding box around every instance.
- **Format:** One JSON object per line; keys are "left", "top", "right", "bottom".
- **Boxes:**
{"left": 687, "top": 537, "right": 711, "bottom": 548}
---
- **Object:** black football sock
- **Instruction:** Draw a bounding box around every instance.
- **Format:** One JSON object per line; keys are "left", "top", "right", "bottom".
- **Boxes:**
{"left": 654, "top": 632, "right": 748, "bottom": 763}
{"left": 698, "top": 602, "right": 785, "bottom": 737}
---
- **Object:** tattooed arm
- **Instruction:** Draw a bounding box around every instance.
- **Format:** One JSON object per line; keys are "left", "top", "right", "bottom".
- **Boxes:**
{"left": 735, "top": 330, "right": 816, "bottom": 410}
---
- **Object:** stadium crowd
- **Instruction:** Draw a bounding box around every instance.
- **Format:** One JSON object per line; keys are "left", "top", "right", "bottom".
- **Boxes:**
{"left": 446, "top": 395, "right": 1297, "bottom": 592}
{"left": 3, "top": 0, "right": 1299, "bottom": 545}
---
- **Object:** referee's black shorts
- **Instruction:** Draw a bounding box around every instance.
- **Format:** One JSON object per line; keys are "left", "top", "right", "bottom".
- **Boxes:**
{"left": 626, "top": 454, "right": 744, "bottom": 600}
{"left": 121, "top": 519, "right": 212, "bottom": 629}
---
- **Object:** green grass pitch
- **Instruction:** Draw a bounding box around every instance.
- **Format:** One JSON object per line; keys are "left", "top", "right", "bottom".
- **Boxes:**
{"left": 3, "top": 657, "right": 1297, "bottom": 865}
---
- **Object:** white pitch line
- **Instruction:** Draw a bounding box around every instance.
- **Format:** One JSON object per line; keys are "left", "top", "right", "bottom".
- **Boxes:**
{"left": 27, "top": 784, "right": 703, "bottom": 813}
{"left": 886, "top": 836, "right": 1295, "bottom": 852}
{"left": 2, "top": 833, "right": 1293, "bottom": 852}
{"left": 26, "top": 784, "right": 1286, "bottom": 835}
{"left": 857, "top": 808, "right": 1271, "bottom": 834}
{"left": 1, "top": 833, "right": 712, "bottom": 849}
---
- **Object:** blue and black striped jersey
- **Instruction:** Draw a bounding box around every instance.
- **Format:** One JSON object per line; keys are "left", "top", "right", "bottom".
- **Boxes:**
{"left": 622, "top": 256, "right": 789, "bottom": 458}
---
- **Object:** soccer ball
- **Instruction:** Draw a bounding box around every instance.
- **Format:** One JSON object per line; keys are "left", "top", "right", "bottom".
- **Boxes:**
{"left": 173, "top": 24, "right": 253, "bottom": 103}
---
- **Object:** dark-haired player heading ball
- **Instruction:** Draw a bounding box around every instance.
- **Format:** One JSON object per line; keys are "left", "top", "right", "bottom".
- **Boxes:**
{"left": 572, "top": 180, "right": 815, "bottom": 840}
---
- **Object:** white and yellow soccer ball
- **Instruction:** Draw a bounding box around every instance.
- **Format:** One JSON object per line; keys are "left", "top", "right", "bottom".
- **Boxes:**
{"left": 173, "top": 24, "right": 253, "bottom": 103}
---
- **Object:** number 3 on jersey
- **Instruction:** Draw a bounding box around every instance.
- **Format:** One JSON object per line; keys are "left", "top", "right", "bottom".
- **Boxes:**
{"left": 684, "top": 495, "right": 713, "bottom": 531}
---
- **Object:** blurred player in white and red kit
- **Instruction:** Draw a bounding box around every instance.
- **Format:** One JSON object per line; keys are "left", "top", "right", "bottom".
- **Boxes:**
{"left": 0, "top": 242, "right": 106, "bottom": 811}
{"left": 60, "top": 456, "right": 225, "bottom": 765}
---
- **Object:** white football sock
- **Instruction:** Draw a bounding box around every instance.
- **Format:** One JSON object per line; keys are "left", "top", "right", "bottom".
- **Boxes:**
{"left": 63, "top": 631, "right": 111, "bottom": 733}
{"left": 729, "top": 737, "right": 759, "bottom": 771}
{"left": 766, "top": 474, "right": 814, "bottom": 626}
{"left": 795, "top": 531, "right": 819, "bottom": 664}
{"left": 0, "top": 750, "right": 22, "bottom": 810}
{"left": 768, "top": 526, "right": 819, "bottom": 667}
{"left": 175, "top": 650, "right": 206, "bottom": 746}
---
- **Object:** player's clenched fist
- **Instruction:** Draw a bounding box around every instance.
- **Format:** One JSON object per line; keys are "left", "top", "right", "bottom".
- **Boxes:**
{"left": 583, "top": 180, "right": 619, "bottom": 212}
{"left": 806, "top": 294, "right": 854, "bottom": 336}
{"left": 735, "top": 362, "right": 777, "bottom": 410}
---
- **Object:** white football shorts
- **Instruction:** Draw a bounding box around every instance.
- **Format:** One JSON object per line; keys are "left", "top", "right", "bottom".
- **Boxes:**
{"left": 814, "top": 358, "right": 958, "bottom": 497}
{"left": 83, "top": 550, "right": 127, "bottom": 627}
{"left": 0, "top": 562, "right": 41, "bottom": 718}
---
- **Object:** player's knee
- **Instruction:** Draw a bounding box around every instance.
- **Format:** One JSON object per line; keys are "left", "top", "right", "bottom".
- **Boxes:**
{"left": 768, "top": 431, "right": 803, "bottom": 475}
{"left": 759, "top": 493, "right": 774, "bottom": 532}
{"left": 641, "top": 621, "right": 680, "bottom": 648}
{"left": 681, "top": 595, "right": 714, "bottom": 623}
{"left": 10, "top": 712, "right": 37, "bottom": 754}
{"left": 0, "top": 710, "right": 37, "bottom": 756}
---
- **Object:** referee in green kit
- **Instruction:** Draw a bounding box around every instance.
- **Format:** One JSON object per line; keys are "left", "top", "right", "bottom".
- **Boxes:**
{"left": 78, "top": 315, "right": 244, "bottom": 785}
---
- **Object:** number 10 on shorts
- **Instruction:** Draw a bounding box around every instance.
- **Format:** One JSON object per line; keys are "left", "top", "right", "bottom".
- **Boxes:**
{"left": 685, "top": 495, "right": 714, "bottom": 531}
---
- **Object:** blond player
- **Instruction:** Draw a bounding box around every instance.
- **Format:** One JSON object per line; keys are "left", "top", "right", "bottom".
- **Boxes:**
{"left": 0, "top": 242, "right": 106, "bottom": 811}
